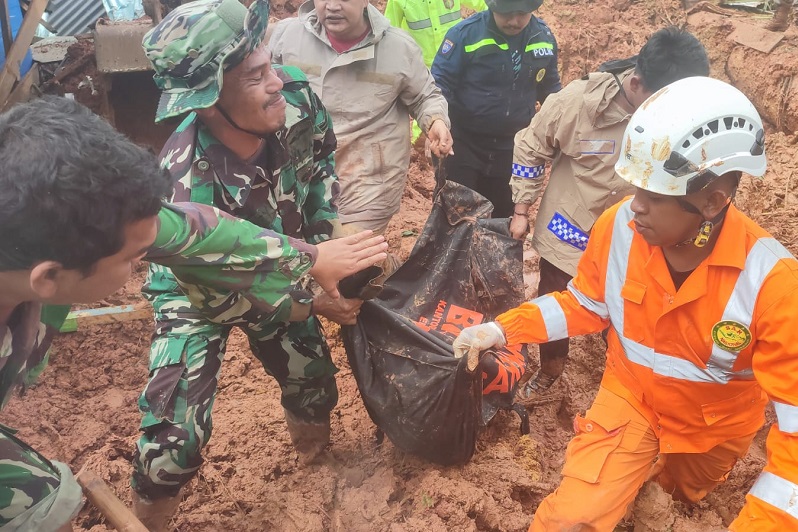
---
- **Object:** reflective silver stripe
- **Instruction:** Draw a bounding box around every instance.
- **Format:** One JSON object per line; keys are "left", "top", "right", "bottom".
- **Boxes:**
{"left": 533, "top": 294, "right": 568, "bottom": 341}
{"left": 603, "top": 201, "right": 785, "bottom": 384}
{"left": 566, "top": 280, "right": 609, "bottom": 319}
{"left": 774, "top": 401, "right": 798, "bottom": 434}
{"left": 749, "top": 471, "right": 798, "bottom": 521}
{"left": 406, "top": 18, "right": 432, "bottom": 30}
{"left": 604, "top": 204, "right": 715, "bottom": 381}
{"left": 439, "top": 11, "right": 461, "bottom": 24}
{"left": 604, "top": 201, "right": 635, "bottom": 341}
{"left": 706, "top": 237, "right": 794, "bottom": 379}
{"left": 619, "top": 337, "right": 735, "bottom": 383}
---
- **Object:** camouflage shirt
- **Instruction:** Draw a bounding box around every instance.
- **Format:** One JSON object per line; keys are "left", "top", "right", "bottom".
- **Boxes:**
{"left": 158, "top": 65, "right": 340, "bottom": 244}
{"left": 0, "top": 202, "right": 318, "bottom": 410}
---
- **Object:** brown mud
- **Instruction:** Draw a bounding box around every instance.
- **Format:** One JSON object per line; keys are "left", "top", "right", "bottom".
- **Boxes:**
{"left": 4, "top": 1, "right": 798, "bottom": 530}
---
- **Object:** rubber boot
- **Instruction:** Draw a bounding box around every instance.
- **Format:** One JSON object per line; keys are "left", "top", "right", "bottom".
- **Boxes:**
{"left": 132, "top": 490, "right": 183, "bottom": 532}
{"left": 766, "top": 2, "right": 791, "bottom": 32}
{"left": 284, "top": 409, "right": 330, "bottom": 465}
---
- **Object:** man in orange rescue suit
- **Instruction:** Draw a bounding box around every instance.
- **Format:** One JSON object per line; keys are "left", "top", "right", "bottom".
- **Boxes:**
{"left": 453, "top": 76, "right": 798, "bottom": 531}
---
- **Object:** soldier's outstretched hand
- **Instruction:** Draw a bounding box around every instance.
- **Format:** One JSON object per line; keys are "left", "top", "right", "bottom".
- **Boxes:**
{"left": 311, "top": 231, "right": 388, "bottom": 299}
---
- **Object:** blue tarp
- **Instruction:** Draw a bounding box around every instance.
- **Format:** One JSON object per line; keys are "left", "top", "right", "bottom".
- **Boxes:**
{"left": 0, "top": 1, "right": 33, "bottom": 78}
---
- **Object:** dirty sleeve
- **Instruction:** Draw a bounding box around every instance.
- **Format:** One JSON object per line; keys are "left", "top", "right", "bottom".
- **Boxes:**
{"left": 510, "top": 90, "right": 566, "bottom": 205}
{"left": 495, "top": 200, "right": 614, "bottom": 343}
{"left": 731, "top": 271, "right": 798, "bottom": 531}
{"left": 145, "top": 202, "right": 316, "bottom": 325}
{"left": 397, "top": 33, "right": 450, "bottom": 132}
{"left": 301, "top": 86, "right": 341, "bottom": 245}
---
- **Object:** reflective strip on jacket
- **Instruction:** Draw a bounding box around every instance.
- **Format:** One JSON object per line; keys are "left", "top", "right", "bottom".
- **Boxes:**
{"left": 511, "top": 70, "right": 634, "bottom": 276}
{"left": 496, "top": 199, "right": 798, "bottom": 530}
{"left": 384, "top": 0, "right": 486, "bottom": 67}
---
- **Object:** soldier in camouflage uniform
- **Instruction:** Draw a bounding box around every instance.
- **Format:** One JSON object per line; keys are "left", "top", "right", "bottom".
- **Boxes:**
{"left": 135, "top": 0, "right": 361, "bottom": 527}
{"left": 0, "top": 96, "right": 385, "bottom": 531}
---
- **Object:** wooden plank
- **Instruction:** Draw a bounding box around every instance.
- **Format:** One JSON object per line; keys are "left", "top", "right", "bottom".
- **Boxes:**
{"left": 2, "top": 64, "right": 36, "bottom": 110}
{"left": 0, "top": 0, "right": 13, "bottom": 57}
{"left": 728, "top": 20, "right": 785, "bottom": 54}
{"left": 0, "top": 0, "right": 47, "bottom": 105}
{"left": 76, "top": 469, "right": 149, "bottom": 532}
{"left": 59, "top": 304, "right": 151, "bottom": 333}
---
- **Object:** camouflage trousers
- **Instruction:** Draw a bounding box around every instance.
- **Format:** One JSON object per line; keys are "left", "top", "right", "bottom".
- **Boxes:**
{"left": 0, "top": 425, "right": 82, "bottom": 530}
{"left": 131, "top": 276, "right": 338, "bottom": 500}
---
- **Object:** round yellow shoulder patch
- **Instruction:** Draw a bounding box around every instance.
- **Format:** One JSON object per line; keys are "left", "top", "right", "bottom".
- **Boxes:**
{"left": 536, "top": 68, "right": 546, "bottom": 82}
{"left": 711, "top": 321, "right": 752, "bottom": 352}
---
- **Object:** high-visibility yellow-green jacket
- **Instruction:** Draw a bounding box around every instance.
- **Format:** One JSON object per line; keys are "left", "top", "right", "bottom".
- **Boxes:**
{"left": 385, "top": 0, "right": 487, "bottom": 67}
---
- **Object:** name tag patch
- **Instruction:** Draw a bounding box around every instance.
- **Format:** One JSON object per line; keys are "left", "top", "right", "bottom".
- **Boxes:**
{"left": 532, "top": 48, "right": 554, "bottom": 57}
{"left": 580, "top": 139, "right": 616, "bottom": 155}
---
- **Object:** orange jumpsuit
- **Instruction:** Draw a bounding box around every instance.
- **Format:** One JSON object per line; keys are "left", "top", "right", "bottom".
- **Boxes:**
{"left": 497, "top": 198, "right": 798, "bottom": 531}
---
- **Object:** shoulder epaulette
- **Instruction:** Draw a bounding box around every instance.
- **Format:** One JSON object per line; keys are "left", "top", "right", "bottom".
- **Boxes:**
{"left": 535, "top": 16, "right": 553, "bottom": 33}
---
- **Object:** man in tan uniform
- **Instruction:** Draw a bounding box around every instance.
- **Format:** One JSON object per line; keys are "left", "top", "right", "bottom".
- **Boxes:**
{"left": 269, "top": 0, "right": 452, "bottom": 234}
{"left": 509, "top": 27, "right": 709, "bottom": 396}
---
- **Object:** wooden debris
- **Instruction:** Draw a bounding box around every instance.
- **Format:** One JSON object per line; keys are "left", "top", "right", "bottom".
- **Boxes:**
{"left": 0, "top": 0, "right": 48, "bottom": 108}
{"left": 729, "top": 20, "right": 785, "bottom": 54}
{"left": 76, "top": 468, "right": 148, "bottom": 532}
{"left": 59, "top": 304, "right": 151, "bottom": 333}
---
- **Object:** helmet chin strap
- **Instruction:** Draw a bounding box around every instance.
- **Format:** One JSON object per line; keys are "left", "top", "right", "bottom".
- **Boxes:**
{"left": 216, "top": 102, "right": 267, "bottom": 139}
{"left": 675, "top": 198, "right": 732, "bottom": 248}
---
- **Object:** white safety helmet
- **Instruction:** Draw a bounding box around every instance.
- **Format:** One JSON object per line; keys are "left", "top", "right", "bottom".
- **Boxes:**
{"left": 615, "top": 77, "right": 766, "bottom": 196}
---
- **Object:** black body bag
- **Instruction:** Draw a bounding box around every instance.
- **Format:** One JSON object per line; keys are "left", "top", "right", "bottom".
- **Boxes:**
{"left": 341, "top": 181, "right": 529, "bottom": 466}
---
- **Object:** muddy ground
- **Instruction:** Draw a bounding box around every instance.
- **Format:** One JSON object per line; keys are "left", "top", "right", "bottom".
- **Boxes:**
{"left": 6, "top": 1, "right": 798, "bottom": 531}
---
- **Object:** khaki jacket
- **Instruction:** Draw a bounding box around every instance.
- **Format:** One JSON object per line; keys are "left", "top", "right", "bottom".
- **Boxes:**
{"left": 270, "top": 3, "right": 450, "bottom": 225}
{"left": 511, "top": 70, "right": 634, "bottom": 276}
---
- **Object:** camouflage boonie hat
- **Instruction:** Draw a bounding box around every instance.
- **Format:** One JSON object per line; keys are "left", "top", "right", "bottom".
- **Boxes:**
{"left": 143, "top": 0, "right": 270, "bottom": 122}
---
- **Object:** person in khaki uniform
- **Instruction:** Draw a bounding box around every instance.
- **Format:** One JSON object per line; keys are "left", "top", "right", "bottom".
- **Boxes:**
{"left": 269, "top": 0, "right": 453, "bottom": 234}
{"left": 509, "top": 27, "right": 710, "bottom": 397}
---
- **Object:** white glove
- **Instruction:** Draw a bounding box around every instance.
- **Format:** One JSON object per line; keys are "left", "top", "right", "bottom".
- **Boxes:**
{"left": 452, "top": 322, "right": 507, "bottom": 372}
